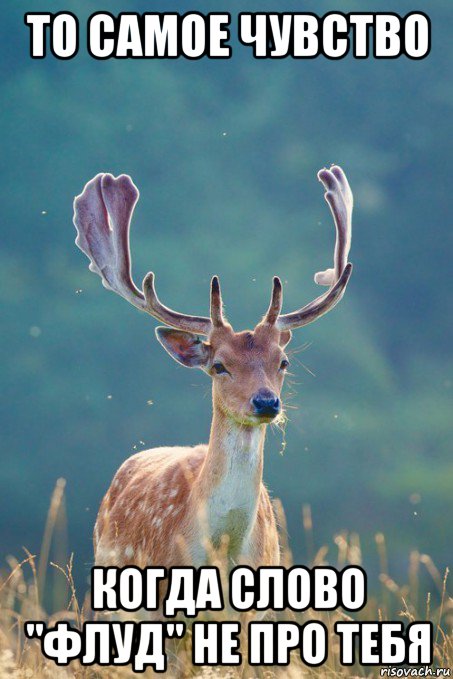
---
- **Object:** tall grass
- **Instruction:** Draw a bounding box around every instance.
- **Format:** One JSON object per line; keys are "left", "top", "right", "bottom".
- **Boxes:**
{"left": 0, "top": 482, "right": 451, "bottom": 677}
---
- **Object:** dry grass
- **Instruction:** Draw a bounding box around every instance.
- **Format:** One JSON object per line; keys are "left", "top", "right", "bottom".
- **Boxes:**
{"left": 0, "top": 482, "right": 451, "bottom": 678}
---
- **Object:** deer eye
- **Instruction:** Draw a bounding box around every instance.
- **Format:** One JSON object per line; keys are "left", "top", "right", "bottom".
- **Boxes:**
{"left": 213, "top": 362, "right": 228, "bottom": 375}
{"left": 280, "top": 359, "right": 290, "bottom": 371}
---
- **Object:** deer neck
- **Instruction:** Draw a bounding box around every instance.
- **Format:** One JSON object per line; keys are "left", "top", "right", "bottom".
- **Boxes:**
{"left": 194, "top": 408, "right": 266, "bottom": 556}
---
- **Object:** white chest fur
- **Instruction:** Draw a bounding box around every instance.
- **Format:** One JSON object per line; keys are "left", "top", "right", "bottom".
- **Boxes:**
{"left": 204, "top": 425, "right": 263, "bottom": 554}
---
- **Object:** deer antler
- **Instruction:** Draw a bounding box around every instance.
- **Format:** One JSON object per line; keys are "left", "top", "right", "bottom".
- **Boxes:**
{"left": 73, "top": 173, "right": 213, "bottom": 335}
{"left": 75, "top": 167, "right": 352, "bottom": 336}
{"left": 271, "top": 165, "right": 353, "bottom": 330}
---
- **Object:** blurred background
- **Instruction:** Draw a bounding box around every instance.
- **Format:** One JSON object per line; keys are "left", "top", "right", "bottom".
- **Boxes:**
{"left": 1, "top": 0, "right": 452, "bottom": 595}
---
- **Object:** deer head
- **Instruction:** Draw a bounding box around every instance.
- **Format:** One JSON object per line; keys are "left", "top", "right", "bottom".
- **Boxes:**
{"left": 73, "top": 166, "right": 353, "bottom": 426}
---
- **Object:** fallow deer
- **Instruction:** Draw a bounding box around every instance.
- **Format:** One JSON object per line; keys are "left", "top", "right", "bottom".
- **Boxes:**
{"left": 73, "top": 165, "right": 353, "bottom": 572}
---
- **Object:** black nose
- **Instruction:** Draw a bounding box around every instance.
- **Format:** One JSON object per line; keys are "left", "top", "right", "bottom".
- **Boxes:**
{"left": 251, "top": 389, "right": 281, "bottom": 417}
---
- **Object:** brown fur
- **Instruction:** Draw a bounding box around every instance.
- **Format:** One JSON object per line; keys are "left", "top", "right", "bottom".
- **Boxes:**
{"left": 94, "top": 323, "right": 288, "bottom": 575}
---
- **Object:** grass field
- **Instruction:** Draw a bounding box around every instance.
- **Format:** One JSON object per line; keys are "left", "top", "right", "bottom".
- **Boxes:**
{"left": 0, "top": 481, "right": 451, "bottom": 678}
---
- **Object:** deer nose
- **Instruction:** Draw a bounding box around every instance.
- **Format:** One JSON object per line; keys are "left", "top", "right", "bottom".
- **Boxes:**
{"left": 251, "top": 389, "right": 281, "bottom": 417}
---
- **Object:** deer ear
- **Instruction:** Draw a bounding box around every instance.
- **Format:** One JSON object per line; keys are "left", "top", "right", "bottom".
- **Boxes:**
{"left": 279, "top": 330, "right": 292, "bottom": 348}
{"left": 155, "top": 327, "right": 210, "bottom": 369}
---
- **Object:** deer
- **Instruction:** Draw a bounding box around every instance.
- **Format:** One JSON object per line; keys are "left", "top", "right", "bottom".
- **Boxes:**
{"left": 73, "top": 165, "right": 353, "bottom": 574}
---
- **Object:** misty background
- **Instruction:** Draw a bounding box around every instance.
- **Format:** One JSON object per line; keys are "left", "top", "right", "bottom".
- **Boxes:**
{"left": 1, "top": 0, "right": 452, "bottom": 595}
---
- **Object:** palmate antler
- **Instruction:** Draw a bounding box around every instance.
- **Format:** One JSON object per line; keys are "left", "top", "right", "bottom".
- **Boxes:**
{"left": 73, "top": 173, "right": 213, "bottom": 334}
{"left": 74, "top": 166, "right": 353, "bottom": 335}
{"left": 263, "top": 165, "right": 353, "bottom": 330}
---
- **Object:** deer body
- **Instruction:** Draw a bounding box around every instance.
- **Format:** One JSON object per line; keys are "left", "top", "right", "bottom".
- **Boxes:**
{"left": 95, "top": 427, "right": 278, "bottom": 570}
{"left": 95, "top": 326, "right": 284, "bottom": 569}
{"left": 74, "top": 165, "right": 353, "bottom": 574}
